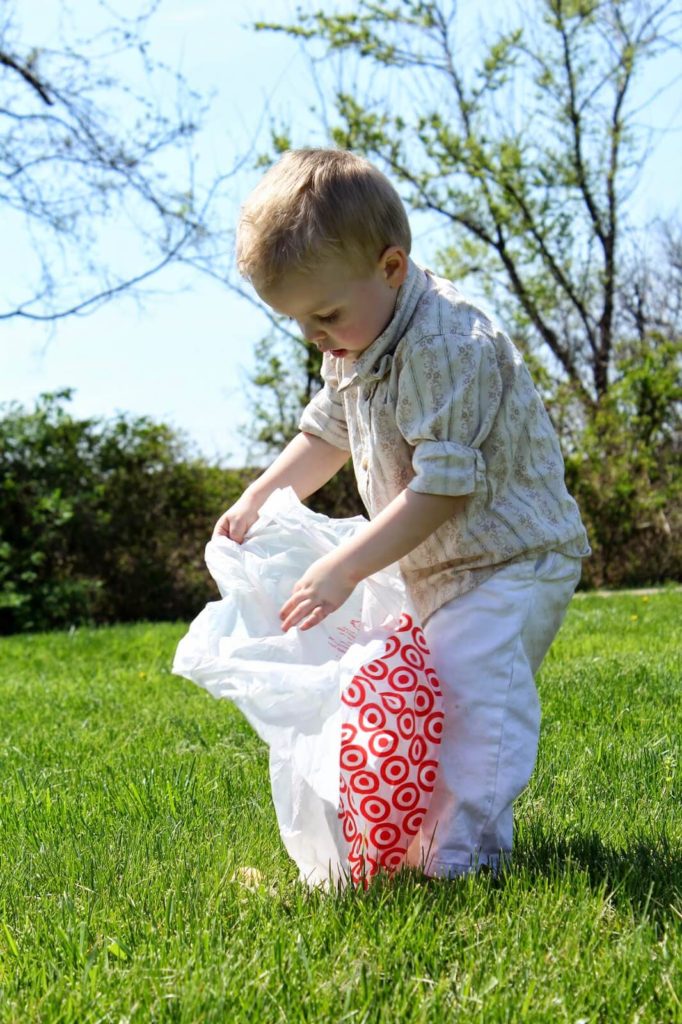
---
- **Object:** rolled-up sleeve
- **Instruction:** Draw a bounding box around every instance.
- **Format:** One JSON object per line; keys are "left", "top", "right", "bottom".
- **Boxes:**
{"left": 395, "top": 332, "right": 502, "bottom": 497}
{"left": 410, "top": 439, "right": 486, "bottom": 496}
{"left": 298, "top": 354, "right": 351, "bottom": 451}
{"left": 299, "top": 385, "right": 350, "bottom": 451}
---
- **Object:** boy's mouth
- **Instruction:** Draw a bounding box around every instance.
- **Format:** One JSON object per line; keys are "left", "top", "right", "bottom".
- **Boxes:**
{"left": 330, "top": 348, "right": 347, "bottom": 357}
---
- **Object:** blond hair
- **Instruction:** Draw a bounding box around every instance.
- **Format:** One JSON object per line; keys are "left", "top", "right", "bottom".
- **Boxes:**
{"left": 236, "top": 148, "right": 411, "bottom": 286}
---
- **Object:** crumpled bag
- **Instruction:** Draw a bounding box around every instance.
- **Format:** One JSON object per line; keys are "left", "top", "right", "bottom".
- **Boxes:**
{"left": 172, "top": 487, "right": 443, "bottom": 888}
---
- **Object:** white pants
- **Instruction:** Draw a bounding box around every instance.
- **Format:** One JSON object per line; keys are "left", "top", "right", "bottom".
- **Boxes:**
{"left": 410, "top": 551, "right": 582, "bottom": 879}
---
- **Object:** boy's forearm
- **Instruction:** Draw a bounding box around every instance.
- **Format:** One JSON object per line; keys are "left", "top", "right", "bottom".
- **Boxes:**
{"left": 278, "top": 486, "right": 467, "bottom": 631}
{"left": 246, "top": 431, "right": 350, "bottom": 507}
{"left": 334, "top": 488, "right": 466, "bottom": 583}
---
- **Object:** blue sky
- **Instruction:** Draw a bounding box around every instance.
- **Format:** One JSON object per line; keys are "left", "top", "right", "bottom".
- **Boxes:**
{"left": 2, "top": 0, "right": 680, "bottom": 467}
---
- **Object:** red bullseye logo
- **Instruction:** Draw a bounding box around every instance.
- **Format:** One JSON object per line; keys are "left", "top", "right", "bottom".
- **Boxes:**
{"left": 424, "top": 712, "right": 444, "bottom": 742}
{"left": 401, "top": 644, "right": 425, "bottom": 670}
{"left": 393, "top": 782, "right": 420, "bottom": 811}
{"left": 408, "top": 734, "right": 427, "bottom": 764}
{"left": 379, "top": 755, "right": 410, "bottom": 785}
{"left": 380, "top": 691, "right": 406, "bottom": 714}
{"left": 340, "top": 744, "right": 367, "bottom": 771}
{"left": 379, "top": 847, "right": 407, "bottom": 871}
{"left": 425, "top": 668, "right": 443, "bottom": 694}
{"left": 403, "top": 807, "right": 426, "bottom": 835}
{"left": 368, "top": 729, "right": 399, "bottom": 757}
{"left": 397, "top": 709, "right": 416, "bottom": 740}
{"left": 341, "top": 722, "right": 357, "bottom": 744}
{"left": 359, "top": 703, "right": 386, "bottom": 731}
{"left": 338, "top": 616, "right": 443, "bottom": 886}
{"left": 363, "top": 659, "right": 389, "bottom": 681}
{"left": 383, "top": 635, "right": 401, "bottom": 658}
{"left": 349, "top": 770, "right": 380, "bottom": 795}
{"left": 414, "top": 685, "right": 435, "bottom": 716}
{"left": 418, "top": 760, "right": 438, "bottom": 791}
{"left": 411, "top": 626, "right": 429, "bottom": 652}
{"left": 388, "top": 665, "right": 418, "bottom": 692}
{"left": 360, "top": 795, "right": 391, "bottom": 822}
{"left": 342, "top": 813, "right": 357, "bottom": 842}
{"left": 369, "top": 822, "right": 401, "bottom": 848}
{"left": 343, "top": 679, "right": 366, "bottom": 707}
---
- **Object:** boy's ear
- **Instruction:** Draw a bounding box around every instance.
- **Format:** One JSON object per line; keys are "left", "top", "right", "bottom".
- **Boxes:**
{"left": 380, "top": 246, "right": 409, "bottom": 289}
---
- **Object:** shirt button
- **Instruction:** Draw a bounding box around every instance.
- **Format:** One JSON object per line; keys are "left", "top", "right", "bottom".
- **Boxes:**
{"left": 361, "top": 456, "right": 369, "bottom": 470}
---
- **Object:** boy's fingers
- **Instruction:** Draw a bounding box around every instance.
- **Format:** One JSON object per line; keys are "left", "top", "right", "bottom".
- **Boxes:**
{"left": 212, "top": 515, "right": 230, "bottom": 539}
{"left": 279, "top": 589, "right": 310, "bottom": 619}
{"left": 282, "top": 598, "right": 332, "bottom": 632}
{"left": 213, "top": 518, "right": 247, "bottom": 543}
{"left": 280, "top": 596, "right": 315, "bottom": 631}
{"left": 298, "top": 607, "right": 328, "bottom": 631}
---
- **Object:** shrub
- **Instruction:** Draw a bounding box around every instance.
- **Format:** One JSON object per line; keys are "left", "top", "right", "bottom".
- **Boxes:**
{"left": 0, "top": 390, "right": 252, "bottom": 633}
{"left": 563, "top": 336, "right": 681, "bottom": 587}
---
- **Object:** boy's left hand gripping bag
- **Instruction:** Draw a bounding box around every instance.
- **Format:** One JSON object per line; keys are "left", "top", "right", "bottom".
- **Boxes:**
{"left": 172, "top": 488, "right": 444, "bottom": 889}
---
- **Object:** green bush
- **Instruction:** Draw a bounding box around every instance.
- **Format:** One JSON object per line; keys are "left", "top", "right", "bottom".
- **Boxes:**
{"left": 3, "top": 333, "right": 678, "bottom": 639}
{"left": 0, "top": 390, "right": 253, "bottom": 633}
{"left": 563, "top": 336, "right": 681, "bottom": 588}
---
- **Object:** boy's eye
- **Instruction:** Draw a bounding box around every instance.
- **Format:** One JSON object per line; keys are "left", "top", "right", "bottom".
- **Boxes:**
{"left": 317, "top": 311, "right": 339, "bottom": 324}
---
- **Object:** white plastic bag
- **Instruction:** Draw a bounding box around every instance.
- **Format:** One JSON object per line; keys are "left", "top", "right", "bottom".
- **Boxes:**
{"left": 172, "top": 487, "right": 443, "bottom": 888}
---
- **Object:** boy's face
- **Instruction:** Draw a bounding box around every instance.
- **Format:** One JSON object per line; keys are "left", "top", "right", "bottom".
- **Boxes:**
{"left": 255, "top": 247, "right": 408, "bottom": 360}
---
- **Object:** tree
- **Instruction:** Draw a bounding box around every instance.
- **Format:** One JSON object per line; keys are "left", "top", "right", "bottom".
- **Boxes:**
{"left": 255, "top": 0, "right": 681, "bottom": 412}
{"left": 564, "top": 333, "right": 681, "bottom": 586}
{"left": 244, "top": 331, "right": 366, "bottom": 518}
{"left": 243, "top": 0, "right": 681, "bottom": 580}
{"left": 0, "top": 1, "right": 234, "bottom": 323}
{"left": 618, "top": 219, "right": 682, "bottom": 347}
{"left": 247, "top": 331, "right": 323, "bottom": 455}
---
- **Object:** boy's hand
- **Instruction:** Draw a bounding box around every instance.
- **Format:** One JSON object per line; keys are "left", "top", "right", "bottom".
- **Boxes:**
{"left": 280, "top": 553, "right": 357, "bottom": 632}
{"left": 212, "top": 495, "right": 260, "bottom": 544}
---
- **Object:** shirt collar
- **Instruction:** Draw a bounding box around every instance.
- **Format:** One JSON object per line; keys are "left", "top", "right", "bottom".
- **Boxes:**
{"left": 335, "top": 256, "right": 427, "bottom": 392}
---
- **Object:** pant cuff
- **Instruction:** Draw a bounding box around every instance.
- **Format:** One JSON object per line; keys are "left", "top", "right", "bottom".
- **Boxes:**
{"left": 425, "top": 850, "right": 511, "bottom": 879}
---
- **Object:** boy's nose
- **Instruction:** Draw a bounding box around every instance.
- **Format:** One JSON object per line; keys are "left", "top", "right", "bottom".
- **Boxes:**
{"left": 301, "top": 321, "right": 326, "bottom": 344}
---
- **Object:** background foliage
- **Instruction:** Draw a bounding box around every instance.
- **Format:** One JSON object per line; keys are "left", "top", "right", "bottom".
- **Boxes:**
{"left": 0, "top": 391, "right": 254, "bottom": 634}
{"left": 246, "top": 0, "right": 682, "bottom": 589}
{"left": 564, "top": 335, "right": 681, "bottom": 587}
{"left": 1, "top": 343, "right": 678, "bottom": 635}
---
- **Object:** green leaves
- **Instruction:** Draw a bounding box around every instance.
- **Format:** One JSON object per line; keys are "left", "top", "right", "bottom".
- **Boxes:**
{"left": 254, "top": 0, "right": 680, "bottom": 408}
{"left": 479, "top": 28, "right": 523, "bottom": 91}
{"left": 0, "top": 392, "right": 251, "bottom": 634}
{"left": 564, "top": 335, "right": 682, "bottom": 586}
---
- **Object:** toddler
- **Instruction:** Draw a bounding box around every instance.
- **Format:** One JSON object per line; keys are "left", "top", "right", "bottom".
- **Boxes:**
{"left": 214, "top": 148, "right": 590, "bottom": 879}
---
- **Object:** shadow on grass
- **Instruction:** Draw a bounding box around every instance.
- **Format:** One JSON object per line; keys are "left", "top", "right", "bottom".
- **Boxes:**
{"left": 513, "top": 828, "right": 682, "bottom": 925}
{"left": 297, "top": 829, "right": 681, "bottom": 934}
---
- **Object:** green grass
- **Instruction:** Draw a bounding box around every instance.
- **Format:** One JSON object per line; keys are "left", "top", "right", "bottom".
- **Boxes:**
{"left": 0, "top": 591, "right": 680, "bottom": 1023}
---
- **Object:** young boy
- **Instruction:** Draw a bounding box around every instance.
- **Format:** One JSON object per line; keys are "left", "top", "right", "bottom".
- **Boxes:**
{"left": 214, "top": 148, "right": 590, "bottom": 879}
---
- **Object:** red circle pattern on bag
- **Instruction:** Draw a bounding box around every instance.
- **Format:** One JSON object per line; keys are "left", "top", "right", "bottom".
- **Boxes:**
{"left": 338, "top": 612, "right": 444, "bottom": 887}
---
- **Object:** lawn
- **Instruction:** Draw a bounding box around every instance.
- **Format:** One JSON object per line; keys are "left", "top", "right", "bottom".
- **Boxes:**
{"left": 0, "top": 591, "right": 680, "bottom": 1022}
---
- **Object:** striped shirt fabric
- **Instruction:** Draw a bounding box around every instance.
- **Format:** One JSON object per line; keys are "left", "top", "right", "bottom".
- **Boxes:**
{"left": 299, "top": 257, "right": 591, "bottom": 623}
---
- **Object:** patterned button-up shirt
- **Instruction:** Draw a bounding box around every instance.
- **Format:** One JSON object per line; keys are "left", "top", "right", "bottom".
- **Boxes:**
{"left": 299, "top": 257, "right": 590, "bottom": 622}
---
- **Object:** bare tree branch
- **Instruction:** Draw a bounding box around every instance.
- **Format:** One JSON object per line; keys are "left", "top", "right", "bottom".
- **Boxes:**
{"left": 0, "top": 49, "right": 53, "bottom": 104}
